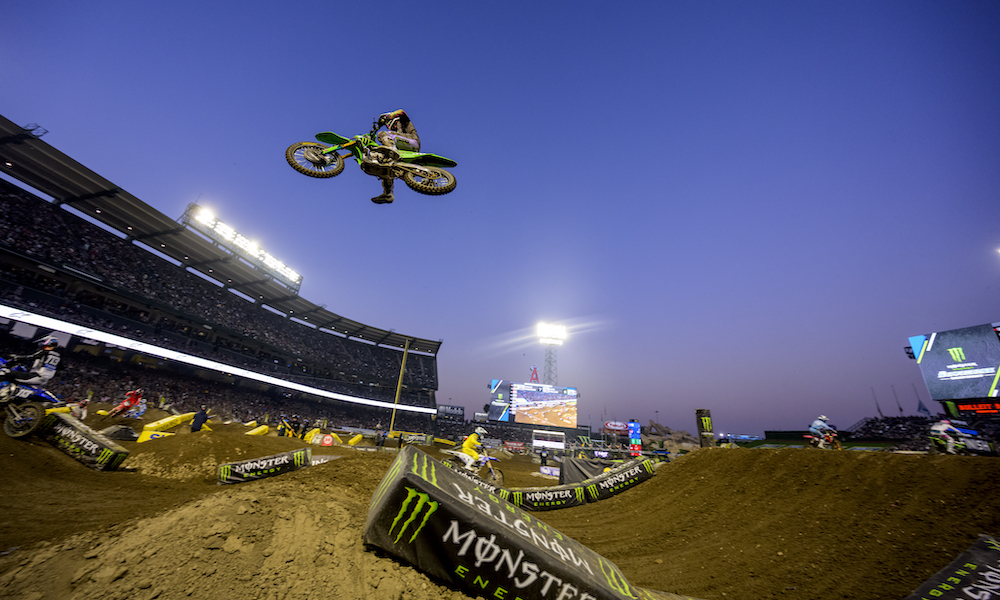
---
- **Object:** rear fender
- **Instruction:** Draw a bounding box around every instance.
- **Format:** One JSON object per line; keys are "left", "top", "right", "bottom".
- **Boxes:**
{"left": 397, "top": 151, "right": 457, "bottom": 168}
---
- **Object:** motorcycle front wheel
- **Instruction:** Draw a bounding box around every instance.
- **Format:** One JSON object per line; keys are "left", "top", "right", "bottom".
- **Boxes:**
{"left": 402, "top": 167, "right": 457, "bottom": 195}
{"left": 286, "top": 142, "right": 345, "bottom": 178}
{"left": 4, "top": 402, "right": 46, "bottom": 438}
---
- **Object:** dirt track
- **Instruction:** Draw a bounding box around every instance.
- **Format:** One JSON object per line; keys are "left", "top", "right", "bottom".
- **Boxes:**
{"left": 2, "top": 410, "right": 999, "bottom": 600}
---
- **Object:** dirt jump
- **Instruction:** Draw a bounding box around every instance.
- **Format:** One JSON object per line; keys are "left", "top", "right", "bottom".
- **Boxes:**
{"left": 1, "top": 409, "right": 999, "bottom": 600}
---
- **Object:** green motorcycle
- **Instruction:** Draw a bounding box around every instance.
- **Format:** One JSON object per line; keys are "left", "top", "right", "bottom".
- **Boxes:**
{"left": 285, "top": 119, "right": 457, "bottom": 195}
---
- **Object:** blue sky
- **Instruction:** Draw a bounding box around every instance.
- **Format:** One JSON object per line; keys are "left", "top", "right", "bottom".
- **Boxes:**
{"left": 4, "top": 1, "right": 999, "bottom": 436}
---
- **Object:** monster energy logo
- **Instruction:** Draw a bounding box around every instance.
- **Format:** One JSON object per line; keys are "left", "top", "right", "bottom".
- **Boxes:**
{"left": 97, "top": 448, "right": 118, "bottom": 466}
{"left": 948, "top": 347, "right": 966, "bottom": 361}
{"left": 390, "top": 487, "right": 438, "bottom": 544}
{"left": 410, "top": 451, "right": 439, "bottom": 488}
{"left": 700, "top": 416, "right": 713, "bottom": 432}
{"left": 220, "top": 464, "right": 233, "bottom": 480}
{"left": 599, "top": 557, "right": 638, "bottom": 599}
{"left": 293, "top": 450, "right": 307, "bottom": 467}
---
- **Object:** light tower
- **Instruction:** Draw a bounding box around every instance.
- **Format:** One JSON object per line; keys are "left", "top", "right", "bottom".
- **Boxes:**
{"left": 536, "top": 322, "right": 566, "bottom": 386}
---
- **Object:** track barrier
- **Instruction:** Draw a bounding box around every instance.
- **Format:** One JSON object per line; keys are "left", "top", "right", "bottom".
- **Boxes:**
{"left": 364, "top": 446, "right": 697, "bottom": 600}
{"left": 218, "top": 447, "right": 312, "bottom": 485}
{"left": 37, "top": 412, "right": 129, "bottom": 471}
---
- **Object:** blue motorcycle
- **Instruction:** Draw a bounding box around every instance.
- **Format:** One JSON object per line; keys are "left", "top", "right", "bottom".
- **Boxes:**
{"left": 0, "top": 357, "right": 61, "bottom": 438}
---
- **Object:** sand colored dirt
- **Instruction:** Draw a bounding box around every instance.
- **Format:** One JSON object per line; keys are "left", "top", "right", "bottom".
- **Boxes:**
{"left": 1, "top": 410, "right": 999, "bottom": 600}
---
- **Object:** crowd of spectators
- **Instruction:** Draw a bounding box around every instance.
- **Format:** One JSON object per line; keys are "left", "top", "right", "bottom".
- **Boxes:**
{"left": 0, "top": 180, "right": 437, "bottom": 401}
{"left": 0, "top": 333, "right": 436, "bottom": 434}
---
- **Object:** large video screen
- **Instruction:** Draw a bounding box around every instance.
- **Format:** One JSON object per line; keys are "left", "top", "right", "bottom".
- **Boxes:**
{"left": 909, "top": 323, "right": 1000, "bottom": 401}
{"left": 509, "top": 382, "right": 578, "bottom": 428}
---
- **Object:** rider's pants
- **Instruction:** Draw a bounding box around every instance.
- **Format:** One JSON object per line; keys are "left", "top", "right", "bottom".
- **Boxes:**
{"left": 377, "top": 131, "right": 420, "bottom": 152}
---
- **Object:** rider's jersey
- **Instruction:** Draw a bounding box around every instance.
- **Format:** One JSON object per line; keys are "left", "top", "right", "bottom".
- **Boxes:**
{"left": 381, "top": 109, "right": 419, "bottom": 141}
{"left": 120, "top": 390, "right": 143, "bottom": 408}
{"left": 20, "top": 349, "right": 60, "bottom": 382}
{"left": 461, "top": 432, "right": 482, "bottom": 457}
{"left": 930, "top": 421, "right": 960, "bottom": 437}
{"left": 809, "top": 419, "right": 833, "bottom": 434}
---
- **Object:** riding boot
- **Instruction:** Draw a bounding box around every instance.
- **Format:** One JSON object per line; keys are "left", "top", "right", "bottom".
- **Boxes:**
{"left": 371, "top": 178, "right": 394, "bottom": 204}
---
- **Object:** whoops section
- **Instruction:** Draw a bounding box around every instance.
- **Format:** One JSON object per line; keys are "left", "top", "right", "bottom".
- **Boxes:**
{"left": 364, "top": 446, "right": 697, "bottom": 600}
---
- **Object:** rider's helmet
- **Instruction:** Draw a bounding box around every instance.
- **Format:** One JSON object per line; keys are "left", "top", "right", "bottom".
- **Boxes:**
{"left": 475, "top": 426, "right": 487, "bottom": 437}
{"left": 40, "top": 336, "right": 58, "bottom": 350}
{"left": 818, "top": 415, "right": 828, "bottom": 421}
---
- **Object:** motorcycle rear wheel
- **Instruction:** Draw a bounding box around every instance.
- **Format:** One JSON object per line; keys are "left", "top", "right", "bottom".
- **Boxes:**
{"left": 4, "top": 402, "right": 46, "bottom": 438}
{"left": 286, "top": 142, "right": 345, "bottom": 178}
{"left": 482, "top": 467, "right": 504, "bottom": 487}
{"left": 402, "top": 167, "right": 456, "bottom": 195}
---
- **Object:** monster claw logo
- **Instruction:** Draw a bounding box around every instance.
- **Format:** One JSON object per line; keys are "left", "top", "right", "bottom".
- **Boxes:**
{"left": 700, "top": 416, "right": 713, "bottom": 432}
{"left": 599, "top": 557, "right": 638, "bottom": 599}
{"left": 293, "top": 450, "right": 307, "bottom": 467}
{"left": 947, "top": 347, "right": 966, "bottom": 361}
{"left": 390, "top": 487, "right": 438, "bottom": 544}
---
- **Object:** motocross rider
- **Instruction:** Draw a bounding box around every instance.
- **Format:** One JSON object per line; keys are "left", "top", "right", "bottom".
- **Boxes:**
{"left": 808, "top": 415, "right": 836, "bottom": 448}
{"left": 460, "top": 426, "right": 488, "bottom": 471}
{"left": 930, "top": 419, "right": 962, "bottom": 454}
{"left": 110, "top": 388, "right": 144, "bottom": 417}
{"left": 371, "top": 109, "right": 420, "bottom": 204}
{"left": 0, "top": 336, "right": 61, "bottom": 387}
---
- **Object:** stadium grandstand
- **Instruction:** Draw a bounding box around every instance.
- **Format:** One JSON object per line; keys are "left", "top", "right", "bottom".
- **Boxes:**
{"left": 0, "top": 114, "right": 441, "bottom": 432}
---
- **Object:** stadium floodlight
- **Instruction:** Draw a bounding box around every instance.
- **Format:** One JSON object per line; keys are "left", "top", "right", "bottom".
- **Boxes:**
{"left": 181, "top": 203, "right": 302, "bottom": 292}
{"left": 537, "top": 322, "right": 566, "bottom": 385}
{"left": 537, "top": 322, "right": 566, "bottom": 346}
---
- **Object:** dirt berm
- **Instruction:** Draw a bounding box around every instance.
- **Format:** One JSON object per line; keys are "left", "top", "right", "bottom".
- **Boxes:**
{"left": 1, "top": 416, "right": 998, "bottom": 600}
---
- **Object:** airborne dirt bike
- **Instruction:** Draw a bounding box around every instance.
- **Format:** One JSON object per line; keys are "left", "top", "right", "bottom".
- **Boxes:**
{"left": 285, "top": 119, "right": 457, "bottom": 196}
{"left": 440, "top": 447, "right": 505, "bottom": 486}
{"left": 804, "top": 431, "right": 842, "bottom": 450}
{"left": 0, "top": 357, "right": 61, "bottom": 438}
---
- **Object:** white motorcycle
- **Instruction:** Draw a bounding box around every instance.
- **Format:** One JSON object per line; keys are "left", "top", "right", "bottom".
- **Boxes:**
{"left": 440, "top": 447, "right": 505, "bottom": 486}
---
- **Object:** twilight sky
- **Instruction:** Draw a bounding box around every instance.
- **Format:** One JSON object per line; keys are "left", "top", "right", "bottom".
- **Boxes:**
{"left": 3, "top": 1, "right": 999, "bottom": 436}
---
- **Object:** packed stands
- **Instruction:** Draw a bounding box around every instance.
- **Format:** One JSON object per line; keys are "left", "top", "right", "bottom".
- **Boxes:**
{"left": 0, "top": 178, "right": 437, "bottom": 411}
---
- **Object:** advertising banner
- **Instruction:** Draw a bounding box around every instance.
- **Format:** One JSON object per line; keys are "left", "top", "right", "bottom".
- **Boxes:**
{"left": 363, "top": 445, "right": 696, "bottom": 600}
{"left": 218, "top": 447, "right": 311, "bottom": 485}
{"left": 38, "top": 412, "right": 129, "bottom": 471}
{"left": 582, "top": 458, "right": 656, "bottom": 503}
{"left": 904, "top": 534, "right": 1000, "bottom": 600}
{"left": 695, "top": 409, "right": 715, "bottom": 448}
{"left": 508, "top": 485, "right": 586, "bottom": 511}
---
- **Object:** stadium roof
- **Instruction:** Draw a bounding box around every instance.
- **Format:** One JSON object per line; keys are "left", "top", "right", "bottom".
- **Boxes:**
{"left": 0, "top": 114, "right": 442, "bottom": 355}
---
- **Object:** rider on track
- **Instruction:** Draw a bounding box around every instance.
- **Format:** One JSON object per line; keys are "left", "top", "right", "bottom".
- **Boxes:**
{"left": 460, "top": 426, "right": 488, "bottom": 471}
{"left": 808, "top": 415, "right": 836, "bottom": 448}
{"left": 929, "top": 419, "right": 962, "bottom": 454}
{"left": 371, "top": 109, "right": 420, "bottom": 204}
{"left": 0, "top": 336, "right": 61, "bottom": 387}
{"left": 110, "top": 388, "right": 144, "bottom": 417}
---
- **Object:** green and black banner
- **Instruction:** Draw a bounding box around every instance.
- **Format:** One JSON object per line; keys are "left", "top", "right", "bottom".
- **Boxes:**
{"left": 904, "top": 534, "right": 1000, "bottom": 600}
{"left": 218, "top": 447, "right": 311, "bottom": 485}
{"left": 38, "top": 412, "right": 129, "bottom": 471}
{"left": 508, "top": 485, "right": 587, "bottom": 511}
{"left": 582, "top": 458, "right": 656, "bottom": 503}
{"left": 363, "top": 446, "right": 697, "bottom": 600}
